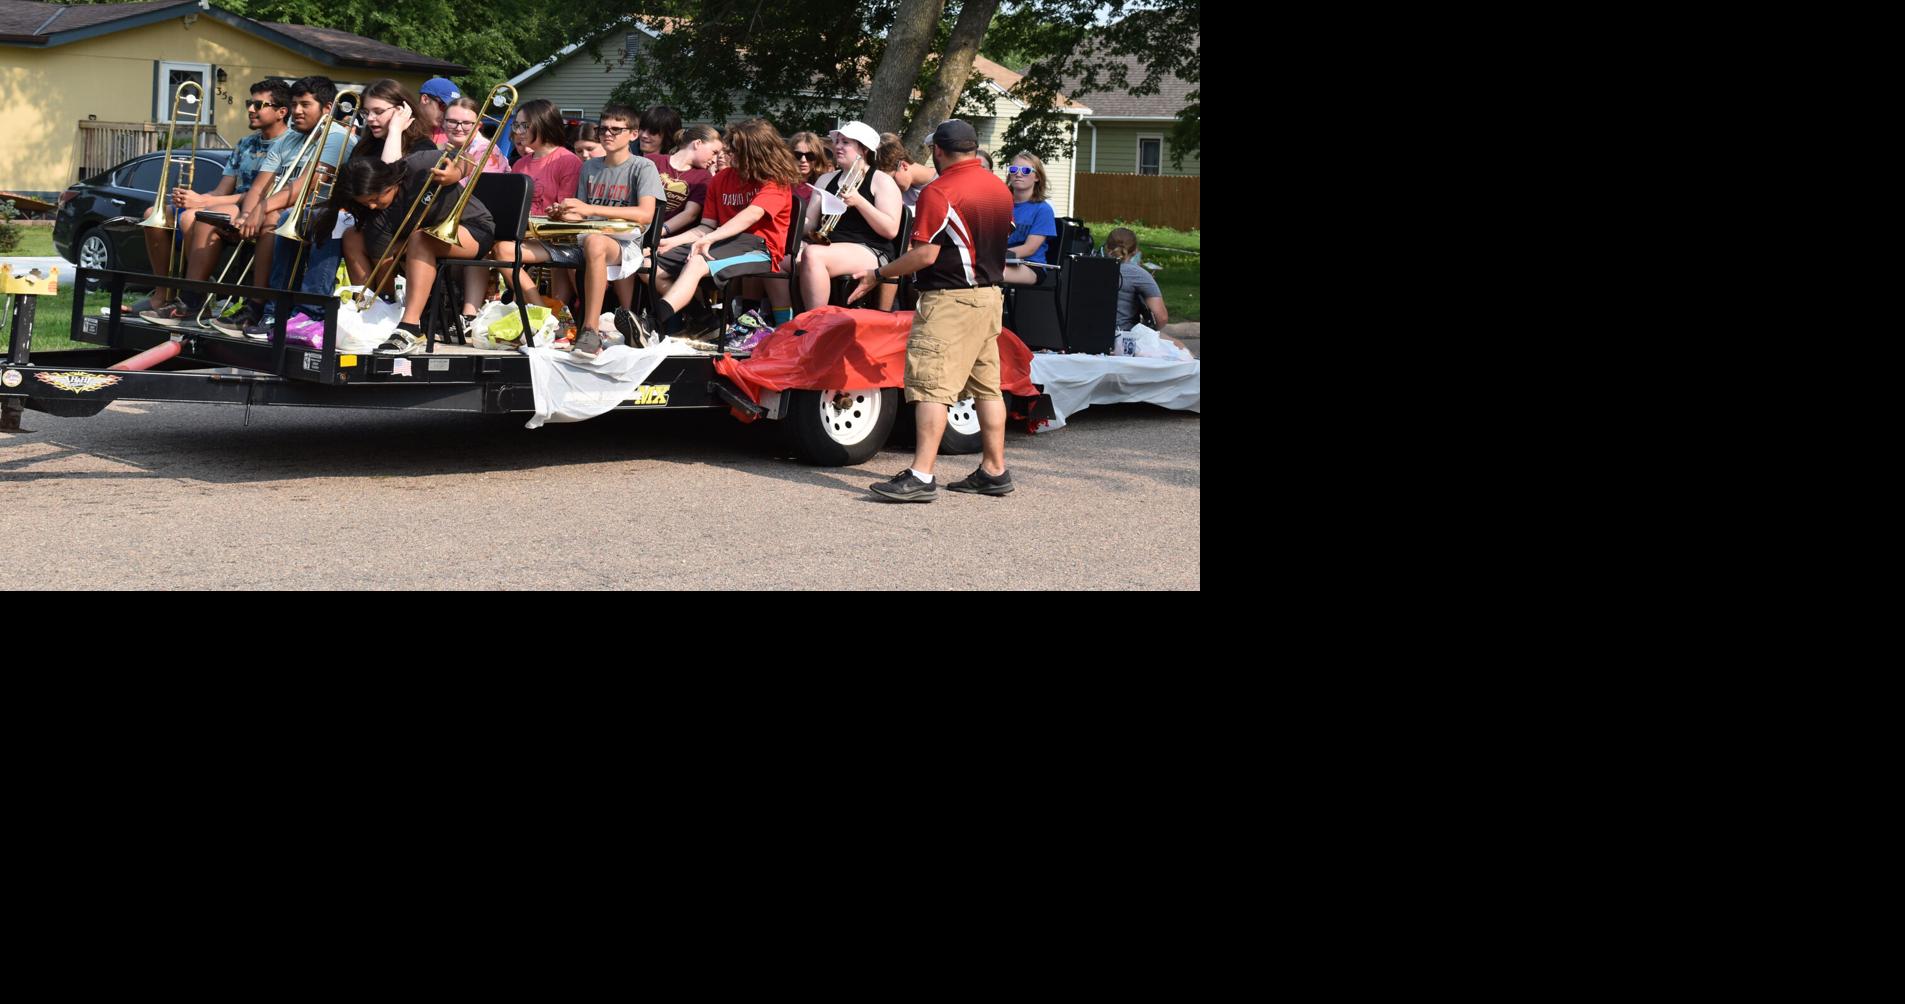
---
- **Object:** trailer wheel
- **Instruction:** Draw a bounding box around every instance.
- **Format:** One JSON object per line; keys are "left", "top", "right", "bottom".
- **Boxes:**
{"left": 936, "top": 396, "right": 983, "bottom": 455}
{"left": 785, "top": 388, "right": 899, "bottom": 466}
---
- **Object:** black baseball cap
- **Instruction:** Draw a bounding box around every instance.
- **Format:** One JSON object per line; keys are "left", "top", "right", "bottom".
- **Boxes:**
{"left": 929, "top": 119, "right": 979, "bottom": 152}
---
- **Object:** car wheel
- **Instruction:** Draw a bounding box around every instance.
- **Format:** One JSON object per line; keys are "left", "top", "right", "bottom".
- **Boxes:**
{"left": 77, "top": 228, "right": 115, "bottom": 284}
{"left": 784, "top": 388, "right": 900, "bottom": 466}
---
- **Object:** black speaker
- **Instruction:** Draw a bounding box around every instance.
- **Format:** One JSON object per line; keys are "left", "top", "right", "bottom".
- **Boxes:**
{"left": 1057, "top": 256, "right": 1120, "bottom": 355}
{"left": 1005, "top": 281, "right": 1065, "bottom": 351}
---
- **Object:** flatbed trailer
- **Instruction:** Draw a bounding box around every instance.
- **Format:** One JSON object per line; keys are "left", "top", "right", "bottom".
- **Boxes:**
{"left": 3, "top": 267, "right": 1052, "bottom": 465}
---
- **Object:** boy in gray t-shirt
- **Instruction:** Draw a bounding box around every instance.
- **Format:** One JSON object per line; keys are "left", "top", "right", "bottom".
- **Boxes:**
{"left": 544, "top": 106, "right": 665, "bottom": 357}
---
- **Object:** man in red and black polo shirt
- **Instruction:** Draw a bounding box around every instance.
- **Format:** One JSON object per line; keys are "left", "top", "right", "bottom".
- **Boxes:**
{"left": 850, "top": 120, "right": 1017, "bottom": 502}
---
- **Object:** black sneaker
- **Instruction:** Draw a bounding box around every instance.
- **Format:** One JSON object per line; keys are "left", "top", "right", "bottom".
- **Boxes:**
{"left": 868, "top": 469, "right": 937, "bottom": 503}
{"left": 613, "top": 307, "right": 654, "bottom": 348}
{"left": 945, "top": 466, "right": 1015, "bottom": 496}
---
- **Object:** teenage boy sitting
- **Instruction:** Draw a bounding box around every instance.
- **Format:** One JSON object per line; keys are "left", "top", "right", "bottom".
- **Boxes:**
{"left": 133, "top": 78, "right": 294, "bottom": 324}
{"left": 542, "top": 103, "right": 662, "bottom": 359}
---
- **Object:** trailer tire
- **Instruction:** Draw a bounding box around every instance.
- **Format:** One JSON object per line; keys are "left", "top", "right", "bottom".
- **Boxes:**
{"left": 785, "top": 388, "right": 899, "bottom": 466}
{"left": 936, "top": 397, "right": 984, "bottom": 455}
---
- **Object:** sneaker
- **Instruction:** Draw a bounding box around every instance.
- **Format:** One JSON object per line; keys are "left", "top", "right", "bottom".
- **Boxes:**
{"left": 375, "top": 328, "right": 422, "bottom": 355}
{"left": 945, "top": 466, "right": 1015, "bottom": 496}
{"left": 207, "top": 305, "right": 261, "bottom": 339}
{"left": 868, "top": 469, "right": 938, "bottom": 503}
{"left": 572, "top": 328, "right": 606, "bottom": 360}
{"left": 140, "top": 300, "right": 199, "bottom": 327}
{"left": 242, "top": 318, "right": 275, "bottom": 342}
{"left": 120, "top": 295, "right": 162, "bottom": 315}
{"left": 613, "top": 307, "right": 654, "bottom": 348}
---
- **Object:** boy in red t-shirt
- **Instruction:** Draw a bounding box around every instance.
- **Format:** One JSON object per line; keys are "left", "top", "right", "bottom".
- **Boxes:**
{"left": 647, "top": 118, "right": 800, "bottom": 333}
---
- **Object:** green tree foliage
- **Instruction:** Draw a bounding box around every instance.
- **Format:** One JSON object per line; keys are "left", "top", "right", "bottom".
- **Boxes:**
{"left": 51, "top": 1, "right": 643, "bottom": 96}
{"left": 988, "top": 1, "right": 1199, "bottom": 165}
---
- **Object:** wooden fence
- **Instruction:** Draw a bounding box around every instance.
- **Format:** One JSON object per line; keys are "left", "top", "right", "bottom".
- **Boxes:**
{"left": 1072, "top": 173, "right": 1201, "bottom": 231}
{"left": 77, "top": 121, "right": 231, "bottom": 182}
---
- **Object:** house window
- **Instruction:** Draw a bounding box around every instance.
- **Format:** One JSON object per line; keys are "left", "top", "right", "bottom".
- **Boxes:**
{"left": 625, "top": 33, "right": 641, "bottom": 59}
{"left": 561, "top": 108, "right": 586, "bottom": 122}
{"left": 1137, "top": 136, "right": 1162, "bottom": 176}
{"left": 156, "top": 61, "right": 213, "bottom": 124}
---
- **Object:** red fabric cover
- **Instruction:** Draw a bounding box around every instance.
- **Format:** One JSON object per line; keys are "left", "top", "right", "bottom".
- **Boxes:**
{"left": 714, "top": 306, "right": 1039, "bottom": 411}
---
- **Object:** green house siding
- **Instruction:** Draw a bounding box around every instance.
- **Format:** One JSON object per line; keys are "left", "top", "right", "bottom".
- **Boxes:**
{"left": 1079, "top": 122, "right": 1200, "bottom": 177}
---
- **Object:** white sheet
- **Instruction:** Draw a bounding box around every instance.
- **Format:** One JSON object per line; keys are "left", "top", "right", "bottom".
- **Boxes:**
{"left": 523, "top": 343, "right": 672, "bottom": 429}
{"left": 1026, "top": 353, "right": 1201, "bottom": 432}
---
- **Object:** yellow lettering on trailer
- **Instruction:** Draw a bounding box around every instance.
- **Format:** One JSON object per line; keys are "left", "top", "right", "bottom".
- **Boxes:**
{"left": 629, "top": 384, "right": 671, "bottom": 406}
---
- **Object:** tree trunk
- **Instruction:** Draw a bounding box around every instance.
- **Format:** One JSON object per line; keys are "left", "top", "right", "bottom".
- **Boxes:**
{"left": 862, "top": 0, "right": 947, "bottom": 135}
{"left": 901, "top": 0, "right": 999, "bottom": 152}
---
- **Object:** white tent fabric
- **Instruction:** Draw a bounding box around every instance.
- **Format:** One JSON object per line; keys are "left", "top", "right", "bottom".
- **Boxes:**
{"left": 1027, "top": 354, "right": 1201, "bottom": 432}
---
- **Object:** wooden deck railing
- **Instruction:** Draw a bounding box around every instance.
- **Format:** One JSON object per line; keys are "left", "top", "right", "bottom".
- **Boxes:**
{"left": 77, "top": 121, "right": 232, "bottom": 181}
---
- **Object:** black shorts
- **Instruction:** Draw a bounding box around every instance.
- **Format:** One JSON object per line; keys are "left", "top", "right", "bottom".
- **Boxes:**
{"left": 526, "top": 240, "right": 586, "bottom": 269}
{"left": 685, "top": 236, "right": 773, "bottom": 281}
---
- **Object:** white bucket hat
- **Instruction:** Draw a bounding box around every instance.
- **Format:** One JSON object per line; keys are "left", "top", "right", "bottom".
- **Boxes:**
{"left": 828, "top": 120, "right": 883, "bottom": 157}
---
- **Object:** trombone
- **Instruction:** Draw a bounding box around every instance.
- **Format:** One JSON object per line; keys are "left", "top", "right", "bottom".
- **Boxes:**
{"left": 276, "top": 90, "right": 364, "bottom": 290}
{"left": 194, "top": 92, "right": 360, "bottom": 327}
{"left": 137, "top": 79, "right": 205, "bottom": 281}
{"left": 354, "top": 83, "right": 519, "bottom": 309}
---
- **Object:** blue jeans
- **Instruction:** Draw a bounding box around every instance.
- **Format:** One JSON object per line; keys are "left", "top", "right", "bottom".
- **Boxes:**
{"left": 264, "top": 234, "right": 342, "bottom": 323}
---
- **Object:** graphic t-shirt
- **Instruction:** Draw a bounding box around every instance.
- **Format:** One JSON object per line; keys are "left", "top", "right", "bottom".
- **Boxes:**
{"left": 645, "top": 154, "right": 712, "bottom": 225}
{"left": 705, "top": 169, "right": 794, "bottom": 269}
{"left": 577, "top": 154, "right": 665, "bottom": 209}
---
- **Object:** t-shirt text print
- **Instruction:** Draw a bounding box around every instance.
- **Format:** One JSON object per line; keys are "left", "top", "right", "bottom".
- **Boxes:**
{"left": 577, "top": 156, "right": 664, "bottom": 208}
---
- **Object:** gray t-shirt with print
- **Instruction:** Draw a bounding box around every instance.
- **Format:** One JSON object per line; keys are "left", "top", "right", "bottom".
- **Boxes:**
{"left": 577, "top": 155, "right": 665, "bottom": 209}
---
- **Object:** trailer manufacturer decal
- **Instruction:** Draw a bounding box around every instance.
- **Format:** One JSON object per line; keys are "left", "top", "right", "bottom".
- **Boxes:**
{"left": 628, "top": 384, "right": 671, "bottom": 406}
{"left": 2, "top": 370, "right": 21, "bottom": 389}
{"left": 83, "top": 317, "right": 101, "bottom": 336}
{"left": 35, "top": 372, "right": 121, "bottom": 394}
{"left": 303, "top": 352, "right": 322, "bottom": 372}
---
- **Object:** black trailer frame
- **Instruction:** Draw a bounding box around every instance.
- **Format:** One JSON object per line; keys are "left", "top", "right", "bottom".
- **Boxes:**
{"left": 2, "top": 266, "right": 763, "bottom": 421}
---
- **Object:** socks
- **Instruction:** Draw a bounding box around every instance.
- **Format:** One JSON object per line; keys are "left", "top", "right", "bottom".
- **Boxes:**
{"left": 770, "top": 307, "right": 794, "bottom": 325}
{"left": 910, "top": 468, "right": 934, "bottom": 484}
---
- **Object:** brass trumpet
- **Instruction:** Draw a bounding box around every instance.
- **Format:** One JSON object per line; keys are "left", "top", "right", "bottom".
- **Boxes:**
{"left": 138, "top": 80, "right": 205, "bottom": 279}
{"left": 355, "top": 83, "right": 520, "bottom": 309}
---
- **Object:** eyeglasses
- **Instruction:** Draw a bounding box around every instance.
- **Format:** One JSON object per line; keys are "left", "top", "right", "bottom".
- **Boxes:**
{"left": 245, "top": 101, "right": 281, "bottom": 110}
{"left": 1006, "top": 165, "right": 1036, "bottom": 176}
{"left": 446, "top": 119, "right": 478, "bottom": 129}
{"left": 598, "top": 126, "right": 631, "bottom": 136}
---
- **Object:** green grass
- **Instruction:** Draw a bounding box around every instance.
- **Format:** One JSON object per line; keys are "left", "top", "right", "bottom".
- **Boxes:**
{"left": 3, "top": 288, "right": 118, "bottom": 351}
{"left": 6, "top": 225, "right": 57, "bottom": 258}
{"left": 1080, "top": 219, "right": 1200, "bottom": 323}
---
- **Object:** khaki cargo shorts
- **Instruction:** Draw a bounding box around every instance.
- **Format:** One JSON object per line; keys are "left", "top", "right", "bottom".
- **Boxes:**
{"left": 904, "top": 286, "right": 1005, "bottom": 406}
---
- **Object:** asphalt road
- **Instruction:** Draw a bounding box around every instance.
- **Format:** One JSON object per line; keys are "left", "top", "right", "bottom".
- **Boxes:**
{"left": 2, "top": 393, "right": 1200, "bottom": 590}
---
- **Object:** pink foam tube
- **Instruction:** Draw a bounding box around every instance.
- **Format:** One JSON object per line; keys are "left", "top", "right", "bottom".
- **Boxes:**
{"left": 110, "top": 338, "right": 183, "bottom": 371}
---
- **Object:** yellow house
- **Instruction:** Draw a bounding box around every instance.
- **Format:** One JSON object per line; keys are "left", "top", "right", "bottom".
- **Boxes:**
{"left": 1, "top": 0, "right": 466, "bottom": 198}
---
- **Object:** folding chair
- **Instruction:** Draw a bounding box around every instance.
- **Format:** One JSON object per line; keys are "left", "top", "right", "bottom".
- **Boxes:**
{"left": 427, "top": 172, "right": 532, "bottom": 351}
{"left": 822, "top": 206, "right": 911, "bottom": 311}
{"left": 708, "top": 194, "right": 804, "bottom": 331}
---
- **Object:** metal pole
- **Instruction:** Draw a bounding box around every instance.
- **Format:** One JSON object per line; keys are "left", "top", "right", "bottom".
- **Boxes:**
{"left": 2, "top": 291, "right": 34, "bottom": 431}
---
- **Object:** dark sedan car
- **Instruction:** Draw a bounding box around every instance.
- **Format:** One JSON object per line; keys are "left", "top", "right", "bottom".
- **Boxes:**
{"left": 53, "top": 149, "right": 234, "bottom": 279}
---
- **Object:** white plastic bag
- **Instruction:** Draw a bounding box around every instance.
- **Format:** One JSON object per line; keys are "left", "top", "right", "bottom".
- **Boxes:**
{"left": 1112, "top": 323, "right": 1162, "bottom": 358}
{"left": 335, "top": 286, "right": 403, "bottom": 353}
